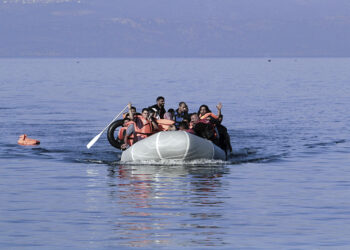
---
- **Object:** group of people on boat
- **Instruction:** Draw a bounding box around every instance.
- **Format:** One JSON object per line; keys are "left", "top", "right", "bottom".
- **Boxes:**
{"left": 117, "top": 96, "right": 232, "bottom": 153}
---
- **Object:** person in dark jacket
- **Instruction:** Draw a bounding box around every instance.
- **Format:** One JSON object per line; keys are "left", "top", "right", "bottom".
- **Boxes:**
{"left": 149, "top": 96, "right": 166, "bottom": 119}
{"left": 174, "top": 101, "right": 190, "bottom": 127}
{"left": 216, "top": 115, "right": 232, "bottom": 154}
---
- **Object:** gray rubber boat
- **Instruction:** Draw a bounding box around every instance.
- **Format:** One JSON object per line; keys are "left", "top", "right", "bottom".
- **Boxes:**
{"left": 121, "top": 131, "right": 226, "bottom": 162}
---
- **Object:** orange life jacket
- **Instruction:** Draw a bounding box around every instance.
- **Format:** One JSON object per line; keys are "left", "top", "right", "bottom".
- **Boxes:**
{"left": 17, "top": 134, "right": 40, "bottom": 146}
{"left": 199, "top": 112, "right": 219, "bottom": 120}
{"left": 156, "top": 119, "right": 175, "bottom": 131}
{"left": 117, "top": 126, "right": 134, "bottom": 146}
{"left": 117, "top": 127, "right": 126, "bottom": 140}
{"left": 134, "top": 115, "right": 153, "bottom": 139}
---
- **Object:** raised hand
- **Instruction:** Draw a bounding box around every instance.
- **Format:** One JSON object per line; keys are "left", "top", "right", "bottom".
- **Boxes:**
{"left": 216, "top": 102, "right": 222, "bottom": 110}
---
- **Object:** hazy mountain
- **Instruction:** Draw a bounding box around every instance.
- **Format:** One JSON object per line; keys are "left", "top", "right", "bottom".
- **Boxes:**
{"left": 1, "top": 0, "right": 350, "bottom": 57}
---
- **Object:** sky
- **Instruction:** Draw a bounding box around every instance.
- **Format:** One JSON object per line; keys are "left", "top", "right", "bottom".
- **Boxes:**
{"left": 1, "top": 0, "right": 350, "bottom": 57}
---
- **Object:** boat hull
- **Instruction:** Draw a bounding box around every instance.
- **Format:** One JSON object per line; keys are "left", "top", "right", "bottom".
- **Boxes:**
{"left": 121, "top": 131, "right": 226, "bottom": 162}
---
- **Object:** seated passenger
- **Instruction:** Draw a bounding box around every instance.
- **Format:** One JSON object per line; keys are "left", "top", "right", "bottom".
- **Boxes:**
{"left": 189, "top": 113, "right": 200, "bottom": 129}
{"left": 174, "top": 101, "right": 190, "bottom": 127}
{"left": 188, "top": 113, "right": 218, "bottom": 144}
{"left": 121, "top": 105, "right": 158, "bottom": 149}
{"left": 123, "top": 106, "right": 137, "bottom": 119}
{"left": 198, "top": 103, "right": 222, "bottom": 122}
{"left": 164, "top": 111, "right": 173, "bottom": 120}
{"left": 118, "top": 117, "right": 134, "bottom": 150}
{"left": 197, "top": 103, "right": 223, "bottom": 145}
{"left": 178, "top": 121, "right": 189, "bottom": 131}
{"left": 148, "top": 96, "right": 166, "bottom": 119}
{"left": 167, "top": 109, "right": 175, "bottom": 120}
{"left": 216, "top": 115, "right": 232, "bottom": 153}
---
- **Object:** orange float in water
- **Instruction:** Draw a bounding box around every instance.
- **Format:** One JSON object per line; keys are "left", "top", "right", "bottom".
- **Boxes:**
{"left": 18, "top": 134, "right": 40, "bottom": 146}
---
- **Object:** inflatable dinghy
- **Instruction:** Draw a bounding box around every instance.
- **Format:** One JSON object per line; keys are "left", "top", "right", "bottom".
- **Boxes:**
{"left": 121, "top": 131, "right": 226, "bottom": 162}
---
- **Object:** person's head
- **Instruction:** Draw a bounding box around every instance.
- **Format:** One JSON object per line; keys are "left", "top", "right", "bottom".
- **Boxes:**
{"left": 178, "top": 102, "right": 188, "bottom": 113}
{"left": 142, "top": 108, "right": 149, "bottom": 119}
{"left": 130, "top": 106, "right": 137, "bottom": 114}
{"left": 178, "top": 121, "right": 189, "bottom": 130}
{"left": 156, "top": 96, "right": 165, "bottom": 107}
{"left": 168, "top": 108, "right": 175, "bottom": 116}
{"left": 123, "top": 117, "right": 130, "bottom": 126}
{"left": 190, "top": 113, "right": 199, "bottom": 124}
{"left": 198, "top": 104, "right": 211, "bottom": 116}
{"left": 148, "top": 108, "right": 157, "bottom": 118}
{"left": 164, "top": 112, "right": 173, "bottom": 120}
{"left": 167, "top": 125, "right": 176, "bottom": 131}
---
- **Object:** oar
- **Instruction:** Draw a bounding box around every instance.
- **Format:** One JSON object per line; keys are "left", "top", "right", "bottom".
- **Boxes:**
{"left": 86, "top": 104, "right": 128, "bottom": 149}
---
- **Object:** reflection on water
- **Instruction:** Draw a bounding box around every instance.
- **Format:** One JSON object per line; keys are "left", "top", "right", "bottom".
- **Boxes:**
{"left": 105, "top": 164, "right": 230, "bottom": 248}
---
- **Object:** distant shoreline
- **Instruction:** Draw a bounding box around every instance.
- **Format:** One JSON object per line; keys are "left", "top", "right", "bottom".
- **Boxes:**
{"left": 1, "top": 56, "right": 350, "bottom": 59}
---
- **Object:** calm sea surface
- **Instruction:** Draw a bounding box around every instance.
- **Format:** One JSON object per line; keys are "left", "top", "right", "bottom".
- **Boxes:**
{"left": 1, "top": 58, "right": 350, "bottom": 249}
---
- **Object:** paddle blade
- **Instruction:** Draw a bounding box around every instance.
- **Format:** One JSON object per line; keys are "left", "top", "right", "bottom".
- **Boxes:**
{"left": 86, "top": 132, "right": 102, "bottom": 149}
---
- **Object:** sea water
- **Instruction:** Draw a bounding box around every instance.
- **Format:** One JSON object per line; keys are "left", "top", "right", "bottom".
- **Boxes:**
{"left": 0, "top": 58, "right": 350, "bottom": 249}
